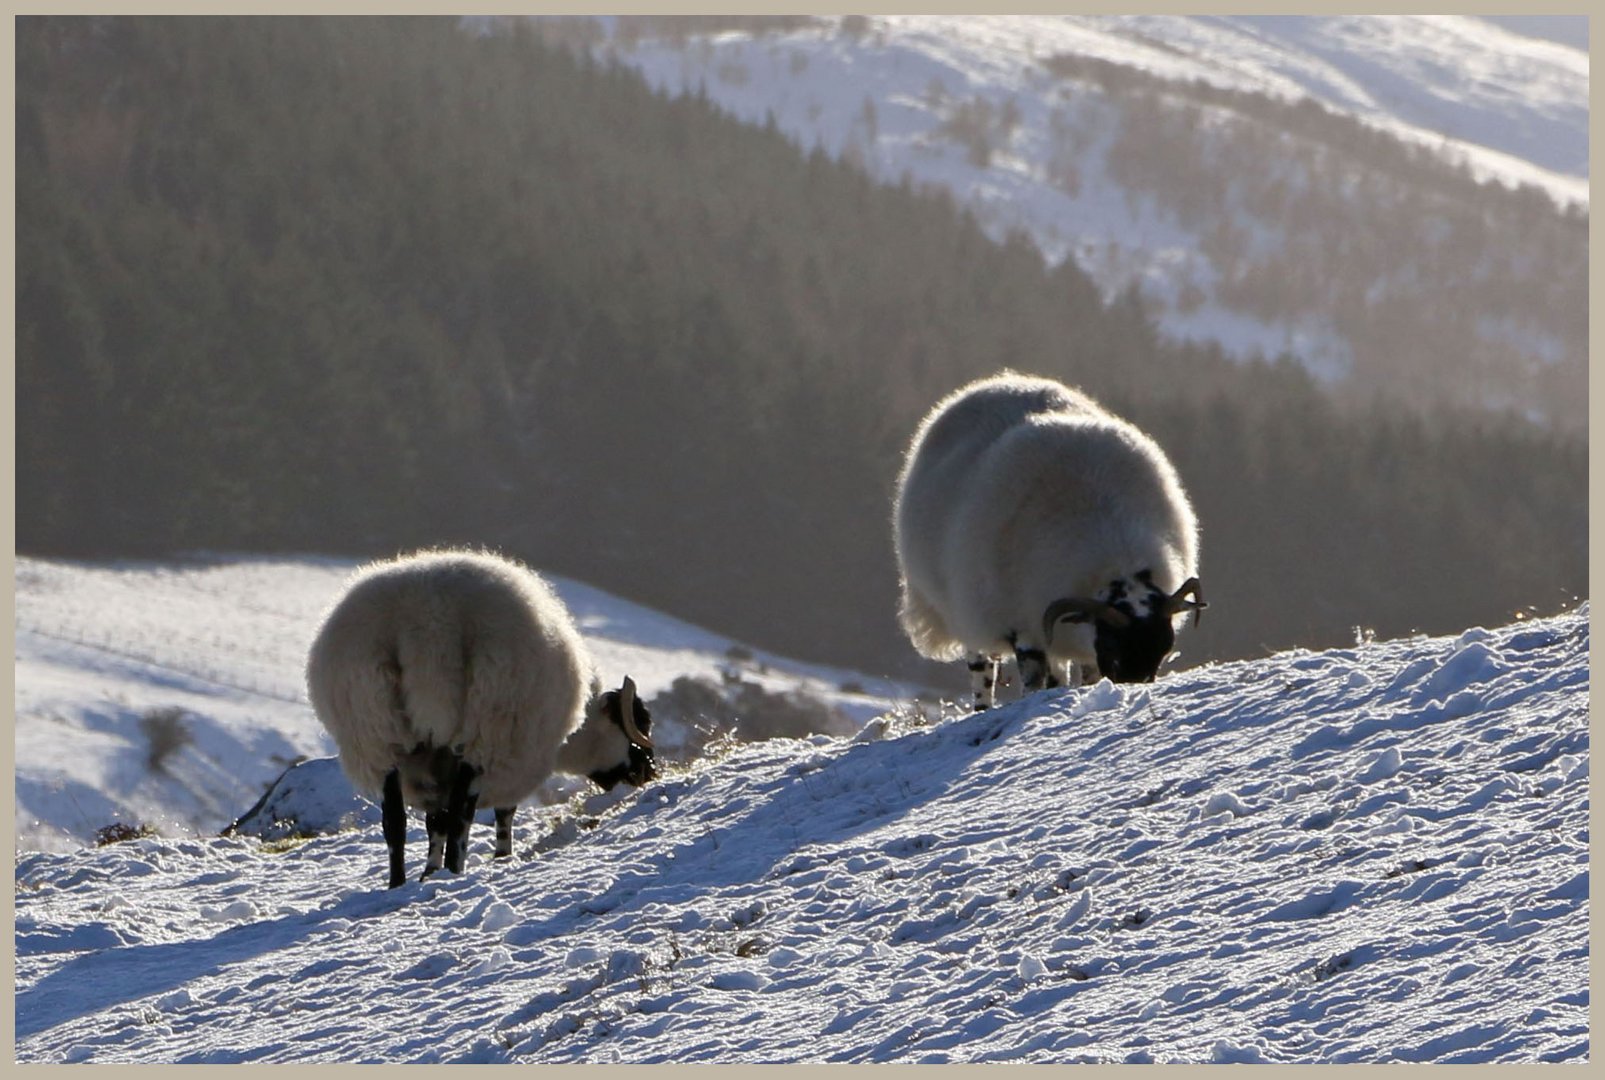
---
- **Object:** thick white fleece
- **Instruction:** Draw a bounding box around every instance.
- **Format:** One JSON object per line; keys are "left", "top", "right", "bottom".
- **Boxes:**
{"left": 893, "top": 371, "right": 1198, "bottom": 668}
{"left": 306, "top": 549, "right": 595, "bottom": 809}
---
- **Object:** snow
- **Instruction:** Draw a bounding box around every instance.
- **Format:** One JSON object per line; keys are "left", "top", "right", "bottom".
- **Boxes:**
{"left": 13, "top": 555, "right": 913, "bottom": 853}
{"left": 1094, "top": 15, "right": 1586, "bottom": 190}
{"left": 11, "top": 556, "right": 1589, "bottom": 1063}
{"left": 610, "top": 15, "right": 1589, "bottom": 202}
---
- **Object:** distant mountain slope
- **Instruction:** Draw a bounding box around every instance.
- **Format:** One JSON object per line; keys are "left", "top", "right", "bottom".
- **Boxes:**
{"left": 555, "top": 14, "right": 1587, "bottom": 428}
{"left": 14, "top": 602, "right": 1588, "bottom": 1063}
{"left": 1476, "top": 15, "right": 1589, "bottom": 52}
{"left": 17, "top": 17, "right": 1586, "bottom": 686}
{"left": 1051, "top": 15, "right": 1588, "bottom": 191}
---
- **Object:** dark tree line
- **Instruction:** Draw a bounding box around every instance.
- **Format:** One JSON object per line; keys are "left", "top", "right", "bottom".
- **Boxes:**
{"left": 15, "top": 16, "right": 1586, "bottom": 687}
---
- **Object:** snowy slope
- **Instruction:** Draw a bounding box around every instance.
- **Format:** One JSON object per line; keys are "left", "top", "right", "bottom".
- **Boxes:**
{"left": 12, "top": 587, "right": 1589, "bottom": 1063}
{"left": 12, "top": 555, "right": 913, "bottom": 854}
{"left": 1028, "top": 15, "right": 1589, "bottom": 195}
{"left": 588, "top": 14, "right": 1586, "bottom": 213}
{"left": 555, "top": 14, "right": 1587, "bottom": 424}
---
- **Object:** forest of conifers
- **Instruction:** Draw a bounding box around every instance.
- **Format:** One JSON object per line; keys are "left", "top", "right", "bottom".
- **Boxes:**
{"left": 15, "top": 16, "right": 1587, "bottom": 683}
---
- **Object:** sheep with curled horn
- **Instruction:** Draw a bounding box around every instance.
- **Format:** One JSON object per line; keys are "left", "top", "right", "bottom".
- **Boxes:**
{"left": 306, "top": 548, "right": 656, "bottom": 887}
{"left": 892, "top": 371, "right": 1206, "bottom": 710}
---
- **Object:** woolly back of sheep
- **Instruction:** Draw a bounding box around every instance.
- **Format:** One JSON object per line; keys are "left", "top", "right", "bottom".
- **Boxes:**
{"left": 894, "top": 372, "right": 1103, "bottom": 660}
{"left": 942, "top": 410, "right": 1198, "bottom": 657}
{"left": 305, "top": 549, "right": 593, "bottom": 809}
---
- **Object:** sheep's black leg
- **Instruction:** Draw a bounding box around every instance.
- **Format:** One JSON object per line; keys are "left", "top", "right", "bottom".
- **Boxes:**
{"left": 966, "top": 653, "right": 997, "bottom": 712}
{"left": 494, "top": 807, "right": 516, "bottom": 858}
{"left": 1015, "top": 643, "right": 1052, "bottom": 694}
{"left": 443, "top": 760, "right": 481, "bottom": 875}
{"left": 422, "top": 810, "right": 448, "bottom": 879}
{"left": 382, "top": 768, "right": 407, "bottom": 889}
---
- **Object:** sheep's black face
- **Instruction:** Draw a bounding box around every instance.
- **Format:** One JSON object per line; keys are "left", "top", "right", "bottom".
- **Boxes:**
{"left": 1093, "top": 612, "right": 1175, "bottom": 683}
{"left": 588, "top": 690, "right": 657, "bottom": 791}
{"left": 394, "top": 743, "right": 465, "bottom": 813}
{"left": 1092, "top": 573, "right": 1178, "bottom": 683}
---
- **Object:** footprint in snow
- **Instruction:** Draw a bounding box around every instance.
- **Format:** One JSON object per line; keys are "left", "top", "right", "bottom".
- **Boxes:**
{"left": 1070, "top": 681, "right": 1125, "bottom": 718}
{"left": 398, "top": 953, "right": 456, "bottom": 980}
{"left": 881, "top": 833, "right": 939, "bottom": 858}
{"left": 1055, "top": 888, "right": 1093, "bottom": 930}
{"left": 480, "top": 900, "right": 519, "bottom": 933}
{"left": 1416, "top": 640, "right": 1507, "bottom": 703}
{"left": 469, "top": 947, "right": 513, "bottom": 977}
{"left": 199, "top": 900, "right": 259, "bottom": 923}
{"left": 708, "top": 969, "right": 769, "bottom": 992}
{"left": 1356, "top": 747, "right": 1404, "bottom": 784}
{"left": 156, "top": 988, "right": 199, "bottom": 1012}
{"left": 1202, "top": 791, "right": 1253, "bottom": 819}
{"left": 1212, "top": 1040, "right": 1269, "bottom": 1064}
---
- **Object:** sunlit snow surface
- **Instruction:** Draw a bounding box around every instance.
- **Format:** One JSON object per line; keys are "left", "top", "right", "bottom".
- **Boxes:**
{"left": 12, "top": 556, "right": 1589, "bottom": 1063}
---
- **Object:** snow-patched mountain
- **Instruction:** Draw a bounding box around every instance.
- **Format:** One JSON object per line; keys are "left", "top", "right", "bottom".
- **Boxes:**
{"left": 544, "top": 15, "right": 1587, "bottom": 428}
{"left": 11, "top": 557, "right": 1590, "bottom": 1063}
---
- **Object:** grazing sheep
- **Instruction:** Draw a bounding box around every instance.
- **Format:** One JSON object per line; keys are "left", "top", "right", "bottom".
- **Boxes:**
{"left": 893, "top": 372, "right": 1205, "bottom": 709}
{"left": 306, "top": 549, "right": 656, "bottom": 887}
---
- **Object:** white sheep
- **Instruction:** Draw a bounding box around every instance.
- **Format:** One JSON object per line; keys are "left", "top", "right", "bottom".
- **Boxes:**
{"left": 893, "top": 371, "right": 1206, "bottom": 709}
{"left": 305, "top": 548, "right": 656, "bottom": 887}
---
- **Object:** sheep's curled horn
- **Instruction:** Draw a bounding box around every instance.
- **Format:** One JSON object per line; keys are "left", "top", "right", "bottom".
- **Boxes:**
{"left": 1166, "top": 577, "right": 1208, "bottom": 626}
{"left": 1041, "top": 596, "right": 1130, "bottom": 640}
{"left": 616, "top": 675, "right": 654, "bottom": 751}
{"left": 1041, "top": 577, "right": 1208, "bottom": 643}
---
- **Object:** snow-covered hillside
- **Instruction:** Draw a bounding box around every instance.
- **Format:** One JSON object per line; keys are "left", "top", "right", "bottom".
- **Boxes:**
{"left": 11, "top": 555, "right": 1589, "bottom": 1063}
{"left": 12, "top": 555, "right": 912, "bottom": 854}
{"left": 544, "top": 14, "right": 1587, "bottom": 426}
